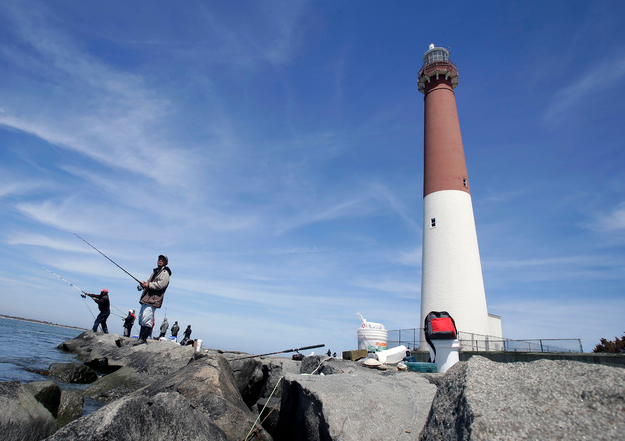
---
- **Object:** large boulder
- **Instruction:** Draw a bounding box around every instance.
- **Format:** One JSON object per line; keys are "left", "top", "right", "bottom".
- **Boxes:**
{"left": 0, "top": 381, "right": 57, "bottom": 441}
{"left": 83, "top": 365, "right": 150, "bottom": 402}
{"left": 57, "top": 331, "right": 121, "bottom": 366}
{"left": 419, "top": 356, "right": 625, "bottom": 440}
{"left": 47, "top": 353, "right": 271, "bottom": 441}
{"left": 56, "top": 390, "right": 84, "bottom": 428}
{"left": 142, "top": 354, "right": 272, "bottom": 441}
{"left": 58, "top": 331, "right": 195, "bottom": 379}
{"left": 49, "top": 362, "right": 98, "bottom": 384}
{"left": 23, "top": 380, "right": 61, "bottom": 417}
{"left": 45, "top": 390, "right": 227, "bottom": 441}
{"left": 228, "top": 354, "right": 300, "bottom": 407}
{"left": 299, "top": 355, "right": 359, "bottom": 375}
{"left": 275, "top": 367, "right": 438, "bottom": 441}
{"left": 256, "top": 397, "right": 281, "bottom": 437}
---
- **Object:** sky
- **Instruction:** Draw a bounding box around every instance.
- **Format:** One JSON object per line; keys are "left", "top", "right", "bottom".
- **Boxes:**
{"left": 0, "top": 0, "right": 623, "bottom": 356}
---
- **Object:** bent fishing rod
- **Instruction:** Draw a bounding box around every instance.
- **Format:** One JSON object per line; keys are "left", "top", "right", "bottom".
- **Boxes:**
{"left": 231, "top": 344, "right": 325, "bottom": 361}
{"left": 45, "top": 269, "right": 96, "bottom": 319}
{"left": 45, "top": 268, "right": 88, "bottom": 295}
{"left": 74, "top": 233, "right": 142, "bottom": 287}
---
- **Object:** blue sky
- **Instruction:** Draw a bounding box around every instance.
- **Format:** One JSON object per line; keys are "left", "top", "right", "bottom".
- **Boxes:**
{"left": 0, "top": 0, "right": 623, "bottom": 355}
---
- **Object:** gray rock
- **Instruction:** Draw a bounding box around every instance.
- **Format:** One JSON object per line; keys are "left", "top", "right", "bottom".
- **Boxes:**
{"left": 256, "top": 396, "right": 281, "bottom": 437}
{"left": 0, "top": 380, "right": 57, "bottom": 441}
{"left": 48, "top": 362, "right": 98, "bottom": 384}
{"left": 419, "top": 356, "right": 625, "bottom": 441}
{"left": 142, "top": 354, "right": 272, "bottom": 441}
{"left": 260, "top": 358, "right": 300, "bottom": 399}
{"left": 300, "top": 355, "right": 359, "bottom": 375}
{"left": 45, "top": 390, "right": 227, "bottom": 441}
{"left": 228, "top": 354, "right": 300, "bottom": 407}
{"left": 230, "top": 357, "right": 264, "bottom": 407}
{"left": 58, "top": 331, "right": 195, "bottom": 378}
{"left": 24, "top": 380, "right": 61, "bottom": 417}
{"left": 83, "top": 365, "right": 150, "bottom": 402}
{"left": 56, "top": 390, "right": 83, "bottom": 428}
{"left": 275, "top": 367, "right": 437, "bottom": 441}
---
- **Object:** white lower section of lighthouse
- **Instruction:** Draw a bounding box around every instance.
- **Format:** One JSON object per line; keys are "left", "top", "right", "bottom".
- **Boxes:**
{"left": 420, "top": 189, "right": 492, "bottom": 349}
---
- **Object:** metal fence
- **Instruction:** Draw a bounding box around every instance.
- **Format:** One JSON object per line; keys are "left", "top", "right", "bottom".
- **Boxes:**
{"left": 387, "top": 328, "right": 584, "bottom": 353}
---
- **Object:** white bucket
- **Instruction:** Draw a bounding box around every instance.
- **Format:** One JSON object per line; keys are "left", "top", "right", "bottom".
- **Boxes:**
{"left": 357, "top": 328, "right": 388, "bottom": 352}
{"left": 194, "top": 339, "right": 203, "bottom": 352}
{"left": 428, "top": 339, "right": 460, "bottom": 373}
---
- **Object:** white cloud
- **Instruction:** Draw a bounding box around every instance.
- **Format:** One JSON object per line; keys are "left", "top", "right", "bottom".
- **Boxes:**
{"left": 592, "top": 201, "right": 625, "bottom": 231}
{"left": 544, "top": 53, "right": 625, "bottom": 122}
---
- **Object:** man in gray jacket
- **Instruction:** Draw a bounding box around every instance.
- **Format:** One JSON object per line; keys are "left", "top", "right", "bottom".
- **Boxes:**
{"left": 135, "top": 254, "right": 171, "bottom": 345}
{"left": 157, "top": 317, "right": 169, "bottom": 339}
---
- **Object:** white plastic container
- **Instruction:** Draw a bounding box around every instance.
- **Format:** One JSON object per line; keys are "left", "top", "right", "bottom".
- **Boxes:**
{"left": 357, "top": 328, "right": 388, "bottom": 352}
{"left": 194, "top": 339, "right": 203, "bottom": 352}
{"left": 376, "top": 345, "right": 407, "bottom": 364}
{"left": 428, "top": 339, "right": 460, "bottom": 373}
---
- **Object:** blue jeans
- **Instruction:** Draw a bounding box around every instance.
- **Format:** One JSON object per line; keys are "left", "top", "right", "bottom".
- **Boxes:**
{"left": 92, "top": 310, "right": 110, "bottom": 333}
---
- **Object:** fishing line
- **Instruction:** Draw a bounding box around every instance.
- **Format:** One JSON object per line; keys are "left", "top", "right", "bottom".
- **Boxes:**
{"left": 111, "top": 304, "right": 129, "bottom": 316}
{"left": 44, "top": 269, "right": 96, "bottom": 319}
{"left": 73, "top": 233, "right": 142, "bottom": 285}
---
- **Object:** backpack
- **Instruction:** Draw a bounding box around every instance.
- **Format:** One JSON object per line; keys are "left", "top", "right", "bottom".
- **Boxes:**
{"left": 424, "top": 311, "right": 457, "bottom": 361}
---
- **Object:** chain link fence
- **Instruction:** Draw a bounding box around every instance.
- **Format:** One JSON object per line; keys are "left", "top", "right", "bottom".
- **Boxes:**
{"left": 388, "top": 328, "right": 583, "bottom": 353}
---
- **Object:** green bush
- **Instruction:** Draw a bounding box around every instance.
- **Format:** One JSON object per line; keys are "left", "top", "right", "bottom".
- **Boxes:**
{"left": 592, "top": 333, "right": 625, "bottom": 353}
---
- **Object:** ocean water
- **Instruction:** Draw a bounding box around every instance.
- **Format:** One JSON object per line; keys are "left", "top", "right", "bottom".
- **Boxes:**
{"left": 0, "top": 316, "right": 83, "bottom": 383}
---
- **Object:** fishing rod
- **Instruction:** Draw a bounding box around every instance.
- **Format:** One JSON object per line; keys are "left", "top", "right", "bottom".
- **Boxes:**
{"left": 74, "top": 233, "right": 142, "bottom": 286}
{"left": 231, "top": 344, "right": 325, "bottom": 361}
{"left": 45, "top": 269, "right": 96, "bottom": 319}
{"left": 45, "top": 268, "right": 88, "bottom": 295}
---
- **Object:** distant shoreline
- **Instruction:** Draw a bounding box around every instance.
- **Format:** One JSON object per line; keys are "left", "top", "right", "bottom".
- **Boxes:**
{"left": 0, "top": 314, "right": 87, "bottom": 332}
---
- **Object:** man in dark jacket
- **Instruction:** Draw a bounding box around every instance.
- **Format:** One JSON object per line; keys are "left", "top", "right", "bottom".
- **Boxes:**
{"left": 180, "top": 325, "right": 192, "bottom": 346}
{"left": 122, "top": 309, "right": 135, "bottom": 337}
{"left": 83, "top": 289, "right": 110, "bottom": 333}
{"left": 135, "top": 255, "right": 171, "bottom": 345}
{"left": 170, "top": 321, "right": 180, "bottom": 341}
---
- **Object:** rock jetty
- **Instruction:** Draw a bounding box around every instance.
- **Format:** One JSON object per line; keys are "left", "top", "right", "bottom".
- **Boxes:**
{"left": 0, "top": 331, "right": 624, "bottom": 440}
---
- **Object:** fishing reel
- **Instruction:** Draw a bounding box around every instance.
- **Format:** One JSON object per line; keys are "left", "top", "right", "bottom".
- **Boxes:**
{"left": 81, "top": 293, "right": 87, "bottom": 298}
{"left": 137, "top": 284, "right": 143, "bottom": 291}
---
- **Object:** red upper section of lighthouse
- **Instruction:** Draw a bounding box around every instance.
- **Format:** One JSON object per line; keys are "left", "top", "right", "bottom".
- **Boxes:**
{"left": 419, "top": 45, "right": 470, "bottom": 197}
{"left": 417, "top": 46, "right": 458, "bottom": 94}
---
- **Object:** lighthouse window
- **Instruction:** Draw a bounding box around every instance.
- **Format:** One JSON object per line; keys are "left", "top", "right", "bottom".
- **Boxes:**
{"left": 430, "top": 218, "right": 436, "bottom": 228}
{"left": 463, "top": 178, "right": 468, "bottom": 188}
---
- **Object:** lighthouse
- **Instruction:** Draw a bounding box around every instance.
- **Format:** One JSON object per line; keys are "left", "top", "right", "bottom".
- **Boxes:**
{"left": 418, "top": 44, "right": 500, "bottom": 349}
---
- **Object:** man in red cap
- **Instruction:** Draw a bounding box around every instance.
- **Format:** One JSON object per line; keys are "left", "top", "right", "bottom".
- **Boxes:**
{"left": 83, "top": 289, "right": 111, "bottom": 333}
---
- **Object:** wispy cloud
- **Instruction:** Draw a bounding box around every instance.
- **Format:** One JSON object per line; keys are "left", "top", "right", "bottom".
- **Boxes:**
{"left": 352, "top": 278, "right": 420, "bottom": 296}
{"left": 589, "top": 201, "right": 625, "bottom": 231}
{"left": 0, "top": 3, "right": 200, "bottom": 188}
{"left": 0, "top": 178, "right": 43, "bottom": 198}
{"left": 544, "top": 53, "right": 625, "bottom": 122}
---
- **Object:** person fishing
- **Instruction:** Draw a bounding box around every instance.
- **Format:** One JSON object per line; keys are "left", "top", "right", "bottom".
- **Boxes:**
{"left": 180, "top": 325, "right": 192, "bottom": 346}
{"left": 122, "top": 309, "right": 135, "bottom": 337}
{"left": 135, "top": 255, "right": 171, "bottom": 345}
{"left": 82, "top": 289, "right": 110, "bottom": 334}
{"left": 157, "top": 317, "right": 169, "bottom": 339}
{"left": 170, "top": 321, "right": 180, "bottom": 341}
